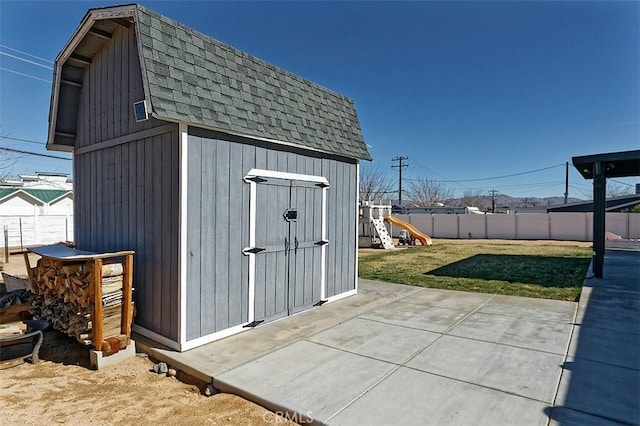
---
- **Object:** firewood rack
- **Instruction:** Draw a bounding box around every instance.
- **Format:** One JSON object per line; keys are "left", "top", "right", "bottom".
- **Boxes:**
{"left": 24, "top": 244, "right": 134, "bottom": 354}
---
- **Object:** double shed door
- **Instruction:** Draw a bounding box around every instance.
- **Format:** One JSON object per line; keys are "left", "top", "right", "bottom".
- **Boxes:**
{"left": 253, "top": 177, "right": 325, "bottom": 323}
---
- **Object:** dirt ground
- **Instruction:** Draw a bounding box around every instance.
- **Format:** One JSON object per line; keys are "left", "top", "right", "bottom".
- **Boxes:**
{"left": 0, "top": 331, "right": 293, "bottom": 425}
{"left": 1, "top": 254, "right": 293, "bottom": 426}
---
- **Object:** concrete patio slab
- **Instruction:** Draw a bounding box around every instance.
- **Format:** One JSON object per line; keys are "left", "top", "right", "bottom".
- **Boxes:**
{"left": 135, "top": 249, "right": 639, "bottom": 425}
{"left": 547, "top": 407, "right": 624, "bottom": 426}
{"left": 308, "top": 317, "right": 439, "bottom": 364}
{"left": 448, "top": 311, "right": 573, "bottom": 354}
{"left": 555, "top": 356, "right": 640, "bottom": 424}
{"left": 575, "top": 300, "right": 640, "bottom": 333}
{"left": 214, "top": 340, "right": 397, "bottom": 423}
{"left": 396, "top": 288, "right": 494, "bottom": 311}
{"left": 329, "top": 367, "right": 549, "bottom": 426}
{"left": 406, "top": 334, "right": 565, "bottom": 402}
{"left": 135, "top": 279, "right": 420, "bottom": 381}
{"left": 568, "top": 324, "right": 640, "bottom": 370}
{"left": 478, "top": 294, "right": 577, "bottom": 323}
{"left": 360, "top": 301, "right": 469, "bottom": 333}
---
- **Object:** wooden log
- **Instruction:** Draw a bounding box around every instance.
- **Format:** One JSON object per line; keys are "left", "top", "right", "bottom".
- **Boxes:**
{"left": 100, "top": 336, "right": 122, "bottom": 356}
{"left": 102, "top": 326, "right": 122, "bottom": 339}
{"left": 102, "top": 263, "right": 123, "bottom": 278}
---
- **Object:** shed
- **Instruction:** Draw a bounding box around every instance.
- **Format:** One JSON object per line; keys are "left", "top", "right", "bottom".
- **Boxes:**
{"left": 47, "top": 4, "right": 371, "bottom": 351}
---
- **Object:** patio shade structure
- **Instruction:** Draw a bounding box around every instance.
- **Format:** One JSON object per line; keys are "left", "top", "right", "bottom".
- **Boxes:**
{"left": 572, "top": 149, "right": 640, "bottom": 278}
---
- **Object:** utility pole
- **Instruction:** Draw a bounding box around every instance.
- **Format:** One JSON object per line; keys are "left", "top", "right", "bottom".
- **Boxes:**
{"left": 391, "top": 156, "right": 409, "bottom": 205}
{"left": 490, "top": 189, "right": 498, "bottom": 213}
{"left": 564, "top": 161, "right": 569, "bottom": 204}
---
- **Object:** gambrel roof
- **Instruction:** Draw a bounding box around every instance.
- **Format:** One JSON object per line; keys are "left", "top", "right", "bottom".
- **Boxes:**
{"left": 48, "top": 4, "right": 371, "bottom": 161}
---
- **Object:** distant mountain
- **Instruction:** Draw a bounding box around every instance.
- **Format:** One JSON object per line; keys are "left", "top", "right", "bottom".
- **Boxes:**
{"left": 445, "top": 194, "right": 585, "bottom": 210}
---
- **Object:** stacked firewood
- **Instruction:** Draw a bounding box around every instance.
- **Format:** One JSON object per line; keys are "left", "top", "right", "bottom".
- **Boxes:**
{"left": 29, "top": 258, "right": 129, "bottom": 346}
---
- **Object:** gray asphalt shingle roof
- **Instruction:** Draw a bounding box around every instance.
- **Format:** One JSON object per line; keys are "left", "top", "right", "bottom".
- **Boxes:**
{"left": 135, "top": 5, "right": 371, "bottom": 161}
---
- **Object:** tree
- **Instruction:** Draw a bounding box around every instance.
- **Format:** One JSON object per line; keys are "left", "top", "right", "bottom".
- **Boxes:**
{"left": 459, "top": 190, "right": 489, "bottom": 210}
{"left": 607, "top": 181, "right": 634, "bottom": 197}
{"left": 579, "top": 180, "right": 635, "bottom": 200}
{"left": 0, "top": 129, "right": 18, "bottom": 178}
{"left": 359, "top": 164, "right": 394, "bottom": 203}
{"left": 405, "top": 177, "right": 453, "bottom": 206}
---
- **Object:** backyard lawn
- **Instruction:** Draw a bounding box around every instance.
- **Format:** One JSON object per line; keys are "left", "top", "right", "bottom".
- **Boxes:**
{"left": 358, "top": 241, "right": 592, "bottom": 301}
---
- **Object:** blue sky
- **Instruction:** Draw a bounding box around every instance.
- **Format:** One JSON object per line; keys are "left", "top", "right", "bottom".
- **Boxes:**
{"left": 0, "top": 1, "right": 638, "bottom": 199}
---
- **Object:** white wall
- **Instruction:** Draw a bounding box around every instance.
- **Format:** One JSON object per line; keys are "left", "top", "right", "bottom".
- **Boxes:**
{"left": 0, "top": 193, "right": 39, "bottom": 216}
{"left": 47, "top": 195, "right": 74, "bottom": 215}
{"left": 0, "top": 216, "right": 74, "bottom": 248}
{"left": 392, "top": 212, "right": 640, "bottom": 241}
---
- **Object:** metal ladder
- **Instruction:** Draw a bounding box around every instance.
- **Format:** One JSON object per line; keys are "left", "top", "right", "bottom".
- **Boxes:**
{"left": 371, "top": 218, "right": 394, "bottom": 249}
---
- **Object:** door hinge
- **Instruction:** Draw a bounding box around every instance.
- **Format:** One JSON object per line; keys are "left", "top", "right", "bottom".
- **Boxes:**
{"left": 315, "top": 182, "right": 330, "bottom": 188}
{"left": 243, "top": 247, "right": 265, "bottom": 254}
{"left": 243, "top": 320, "right": 264, "bottom": 328}
{"left": 314, "top": 240, "right": 329, "bottom": 246}
{"left": 314, "top": 300, "right": 327, "bottom": 307}
{"left": 246, "top": 176, "right": 267, "bottom": 184}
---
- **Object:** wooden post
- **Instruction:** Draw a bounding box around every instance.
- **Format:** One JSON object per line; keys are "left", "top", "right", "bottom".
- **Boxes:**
{"left": 92, "top": 258, "right": 103, "bottom": 350}
{"left": 23, "top": 253, "right": 34, "bottom": 289}
{"left": 121, "top": 254, "right": 133, "bottom": 343}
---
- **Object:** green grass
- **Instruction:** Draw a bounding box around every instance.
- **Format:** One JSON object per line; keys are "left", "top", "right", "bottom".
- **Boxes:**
{"left": 358, "top": 243, "right": 592, "bottom": 301}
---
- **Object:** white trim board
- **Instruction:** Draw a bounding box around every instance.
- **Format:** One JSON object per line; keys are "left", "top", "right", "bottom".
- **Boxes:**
{"left": 133, "top": 324, "right": 181, "bottom": 351}
{"left": 178, "top": 123, "right": 189, "bottom": 348}
{"left": 244, "top": 168, "right": 329, "bottom": 185}
{"left": 242, "top": 168, "right": 330, "bottom": 326}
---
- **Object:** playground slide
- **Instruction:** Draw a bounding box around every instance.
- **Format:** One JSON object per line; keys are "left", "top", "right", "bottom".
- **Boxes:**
{"left": 384, "top": 216, "right": 433, "bottom": 246}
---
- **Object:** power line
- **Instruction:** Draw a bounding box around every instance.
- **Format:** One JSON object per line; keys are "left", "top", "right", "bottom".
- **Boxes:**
{"left": 0, "top": 67, "right": 51, "bottom": 83}
{"left": 0, "top": 44, "right": 54, "bottom": 64}
{"left": 2, "top": 136, "right": 47, "bottom": 145}
{"left": 409, "top": 158, "right": 475, "bottom": 192}
{"left": 430, "top": 164, "right": 565, "bottom": 183}
{"left": 610, "top": 179, "right": 635, "bottom": 187}
{"left": 0, "top": 51, "right": 53, "bottom": 70}
{"left": 0, "top": 147, "right": 71, "bottom": 160}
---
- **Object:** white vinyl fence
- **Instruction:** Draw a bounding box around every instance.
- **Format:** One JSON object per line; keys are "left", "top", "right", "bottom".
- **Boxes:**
{"left": 1, "top": 215, "right": 74, "bottom": 250}
{"left": 390, "top": 213, "right": 639, "bottom": 241}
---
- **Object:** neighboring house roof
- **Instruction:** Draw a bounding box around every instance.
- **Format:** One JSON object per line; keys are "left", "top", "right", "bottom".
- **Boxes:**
{"left": 23, "top": 189, "right": 71, "bottom": 204}
{"left": 0, "top": 188, "right": 72, "bottom": 204}
{"left": 48, "top": 4, "right": 371, "bottom": 161}
{"left": 547, "top": 194, "right": 640, "bottom": 213}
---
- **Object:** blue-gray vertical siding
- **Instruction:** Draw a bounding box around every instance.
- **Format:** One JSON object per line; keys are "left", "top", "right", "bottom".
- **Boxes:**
{"left": 72, "top": 23, "right": 179, "bottom": 341}
{"left": 186, "top": 130, "right": 357, "bottom": 340}
{"left": 74, "top": 130, "right": 180, "bottom": 341}
{"left": 75, "top": 25, "right": 164, "bottom": 148}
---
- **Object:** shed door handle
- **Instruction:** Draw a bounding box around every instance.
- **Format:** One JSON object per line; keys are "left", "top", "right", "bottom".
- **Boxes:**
{"left": 294, "top": 237, "right": 299, "bottom": 254}
{"left": 284, "top": 237, "right": 289, "bottom": 254}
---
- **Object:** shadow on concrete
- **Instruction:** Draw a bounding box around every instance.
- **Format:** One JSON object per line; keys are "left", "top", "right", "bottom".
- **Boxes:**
{"left": 545, "top": 249, "right": 640, "bottom": 425}
{"left": 426, "top": 254, "right": 591, "bottom": 287}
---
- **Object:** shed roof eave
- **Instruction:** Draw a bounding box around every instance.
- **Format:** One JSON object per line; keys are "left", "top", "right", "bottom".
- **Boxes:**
{"left": 170, "top": 118, "right": 370, "bottom": 162}
{"left": 46, "top": 143, "right": 75, "bottom": 153}
{"left": 46, "top": 5, "right": 138, "bottom": 152}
